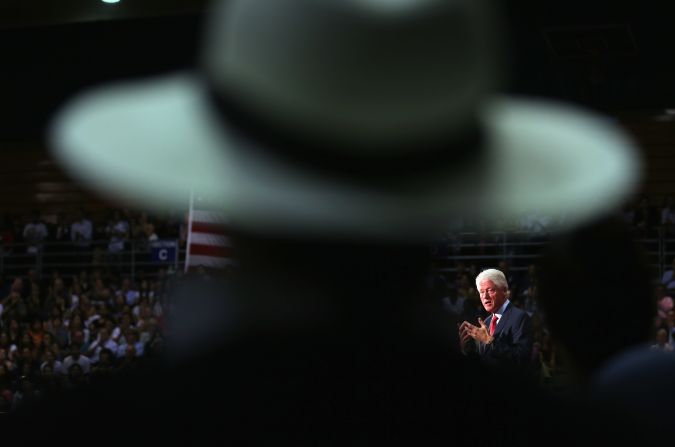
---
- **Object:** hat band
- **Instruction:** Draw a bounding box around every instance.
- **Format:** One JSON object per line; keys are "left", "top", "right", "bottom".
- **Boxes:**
{"left": 205, "top": 80, "right": 487, "bottom": 189}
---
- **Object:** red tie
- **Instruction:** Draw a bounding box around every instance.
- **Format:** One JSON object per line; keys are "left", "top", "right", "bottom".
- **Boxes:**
{"left": 489, "top": 315, "right": 499, "bottom": 336}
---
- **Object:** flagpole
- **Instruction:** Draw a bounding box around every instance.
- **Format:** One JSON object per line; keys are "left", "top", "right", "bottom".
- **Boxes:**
{"left": 185, "top": 188, "right": 195, "bottom": 272}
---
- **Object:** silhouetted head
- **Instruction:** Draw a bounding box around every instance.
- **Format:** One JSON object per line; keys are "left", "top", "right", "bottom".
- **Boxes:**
{"left": 538, "top": 218, "right": 652, "bottom": 381}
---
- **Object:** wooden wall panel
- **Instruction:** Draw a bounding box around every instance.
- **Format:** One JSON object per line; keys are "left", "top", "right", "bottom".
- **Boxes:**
{"left": 1, "top": 117, "right": 675, "bottom": 219}
{"left": 619, "top": 115, "right": 675, "bottom": 200}
{"left": 0, "top": 141, "right": 113, "bottom": 218}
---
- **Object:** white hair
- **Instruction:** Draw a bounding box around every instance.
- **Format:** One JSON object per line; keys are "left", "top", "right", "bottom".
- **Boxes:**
{"left": 475, "top": 268, "right": 509, "bottom": 291}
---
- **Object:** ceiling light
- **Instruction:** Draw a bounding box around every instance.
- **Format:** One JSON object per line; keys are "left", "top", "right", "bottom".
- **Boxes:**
{"left": 101, "top": 0, "right": 121, "bottom": 4}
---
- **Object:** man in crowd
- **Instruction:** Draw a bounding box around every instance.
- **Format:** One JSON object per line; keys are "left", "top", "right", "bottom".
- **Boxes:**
{"left": 22, "top": 210, "right": 47, "bottom": 255}
{"left": 459, "top": 268, "right": 533, "bottom": 368}
{"left": 70, "top": 209, "right": 93, "bottom": 249}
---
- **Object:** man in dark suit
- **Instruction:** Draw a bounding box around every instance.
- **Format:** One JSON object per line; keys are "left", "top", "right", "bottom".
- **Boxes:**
{"left": 459, "top": 269, "right": 533, "bottom": 368}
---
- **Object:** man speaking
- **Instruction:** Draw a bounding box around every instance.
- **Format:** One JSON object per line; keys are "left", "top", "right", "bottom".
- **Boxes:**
{"left": 459, "top": 269, "right": 533, "bottom": 368}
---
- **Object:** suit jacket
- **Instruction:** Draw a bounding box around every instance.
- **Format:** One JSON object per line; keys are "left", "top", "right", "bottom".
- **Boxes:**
{"left": 477, "top": 302, "right": 533, "bottom": 368}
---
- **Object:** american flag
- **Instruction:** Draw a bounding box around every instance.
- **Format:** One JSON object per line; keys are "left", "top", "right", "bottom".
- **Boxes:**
{"left": 185, "top": 193, "right": 233, "bottom": 271}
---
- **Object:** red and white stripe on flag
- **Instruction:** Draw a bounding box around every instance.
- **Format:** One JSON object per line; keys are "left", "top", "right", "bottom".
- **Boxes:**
{"left": 185, "top": 195, "right": 234, "bottom": 271}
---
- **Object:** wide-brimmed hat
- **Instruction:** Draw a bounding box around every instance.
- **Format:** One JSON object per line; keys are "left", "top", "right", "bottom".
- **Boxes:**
{"left": 49, "top": 0, "right": 641, "bottom": 240}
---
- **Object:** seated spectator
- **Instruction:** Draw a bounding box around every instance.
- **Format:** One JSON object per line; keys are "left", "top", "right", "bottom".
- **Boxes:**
{"left": 460, "top": 288, "right": 483, "bottom": 325}
{"left": 661, "top": 195, "right": 675, "bottom": 235}
{"left": 650, "top": 328, "right": 674, "bottom": 352}
{"left": 18, "top": 331, "right": 31, "bottom": 348}
{"left": 67, "top": 330, "right": 90, "bottom": 355}
{"left": 2, "top": 292, "right": 27, "bottom": 325}
{"left": 63, "top": 363, "right": 88, "bottom": 390}
{"left": 49, "top": 212, "right": 71, "bottom": 245}
{"left": 9, "top": 276, "right": 27, "bottom": 298}
{"left": 532, "top": 332, "right": 557, "bottom": 386}
{"left": 22, "top": 210, "right": 48, "bottom": 255}
{"left": 455, "top": 273, "right": 473, "bottom": 301}
{"left": 99, "top": 303, "right": 113, "bottom": 324}
{"left": 661, "top": 259, "right": 675, "bottom": 291}
{"left": 152, "top": 295, "right": 164, "bottom": 322}
{"left": 666, "top": 310, "right": 675, "bottom": 346}
{"left": 40, "top": 350, "right": 63, "bottom": 375}
{"left": 110, "top": 294, "right": 127, "bottom": 320}
{"left": 38, "top": 364, "right": 62, "bottom": 398}
{"left": 520, "top": 282, "right": 538, "bottom": 316}
{"left": 655, "top": 285, "right": 674, "bottom": 327}
{"left": 152, "top": 275, "right": 168, "bottom": 301}
{"left": 26, "top": 269, "right": 40, "bottom": 293}
{"left": 6, "top": 319, "right": 21, "bottom": 347}
{"left": 40, "top": 332, "right": 57, "bottom": 355}
{"left": 139, "top": 280, "right": 154, "bottom": 302}
{"left": 145, "top": 223, "right": 159, "bottom": 242}
{"left": 498, "top": 260, "right": 520, "bottom": 297}
{"left": 0, "top": 348, "right": 14, "bottom": 375}
{"left": 77, "top": 270, "right": 90, "bottom": 292}
{"left": 17, "top": 346, "right": 39, "bottom": 379}
{"left": 70, "top": 209, "right": 93, "bottom": 249}
{"left": 132, "top": 296, "right": 152, "bottom": 322}
{"left": 130, "top": 212, "right": 149, "bottom": 242}
{"left": 68, "top": 313, "right": 91, "bottom": 346}
{"left": 91, "top": 287, "right": 112, "bottom": 309}
{"left": 24, "top": 289, "right": 41, "bottom": 325}
{"left": 441, "top": 288, "right": 465, "bottom": 317}
{"left": 116, "top": 330, "right": 144, "bottom": 359}
{"left": 111, "top": 313, "right": 133, "bottom": 342}
{"left": 49, "top": 316, "right": 69, "bottom": 348}
{"left": 117, "top": 344, "right": 140, "bottom": 371}
{"left": 519, "top": 264, "right": 537, "bottom": 293}
{"left": 0, "top": 333, "right": 9, "bottom": 351}
{"left": 90, "top": 348, "right": 115, "bottom": 379}
{"left": 83, "top": 300, "right": 101, "bottom": 329}
{"left": 87, "top": 328, "right": 118, "bottom": 363}
{"left": 89, "top": 276, "right": 107, "bottom": 303}
{"left": 62, "top": 345, "right": 92, "bottom": 375}
{"left": 10, "top": 376, "right": 41, "bottom": 413}
{"left": 43, "top": 277, "right": 67, "bottom": 319}
{"left": 621, "top": 201, "right": 636, "bottom": 226}
{"left": 0, "top": 364, "right": 13, "bottom": 413}
{"left": 634, "top": 195, "right": 658, "bottom": 237}
{"left": 106, "top": 210, "right": 129, "bottom": 254}
{"left": 117, "top": 329, "right": 145, "bottom": 358}
{"left": 117, "top": 277, "right": 140, "bottom": 307}
{"left": 0, "top": 214, "right": 16, "bottom": 255}
{"left": 518, "top": 210, "right": 552, "bottom": 236}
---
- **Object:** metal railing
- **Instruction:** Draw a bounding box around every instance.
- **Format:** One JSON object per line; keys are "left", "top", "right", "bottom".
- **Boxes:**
{"left": 0, "top": 229, "right": 667, "bottom": 281}
{"left": 432, "top": 229, "right": 664, "bottom": 279}
{"left": 0, "top": 239, "right": 185, "bottom": 280}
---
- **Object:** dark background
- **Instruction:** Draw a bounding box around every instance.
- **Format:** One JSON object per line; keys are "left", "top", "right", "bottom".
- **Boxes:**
{"left": 0, "top": 0, "right": 674, "bottom": 210}
{"left": 2, "top": 0, "right": 675, "bottom": 140}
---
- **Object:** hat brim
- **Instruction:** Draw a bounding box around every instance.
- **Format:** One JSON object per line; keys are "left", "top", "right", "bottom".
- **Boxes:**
{"left": 50, "top": 72, "right": 641, "bottom": 239}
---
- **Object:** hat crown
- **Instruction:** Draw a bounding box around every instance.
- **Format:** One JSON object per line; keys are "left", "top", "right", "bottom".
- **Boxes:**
{"left": 202, "top": 0, "right": 503, "bottom": 150}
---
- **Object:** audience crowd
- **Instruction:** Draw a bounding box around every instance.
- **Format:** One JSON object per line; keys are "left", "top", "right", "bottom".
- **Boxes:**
{"left": 2, "top": 192, "right": 672, "bottom": 256}
{"left": 0, "top": 266, "right": 171, "bottom": 413}
{"left": 0, "top": 199, "right": 673, "bottom": 413}
{"left": 0, "top": 208, "right": 184, "bottom": 257}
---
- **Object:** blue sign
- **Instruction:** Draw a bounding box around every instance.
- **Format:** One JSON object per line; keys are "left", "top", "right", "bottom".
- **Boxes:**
{"left": 150, "top": 240, "right": 177, "bottom": 263}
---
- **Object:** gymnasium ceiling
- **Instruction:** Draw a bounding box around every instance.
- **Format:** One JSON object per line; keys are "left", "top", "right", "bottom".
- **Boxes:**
{"left": 1, "top": 0, "right": 674, "bottom": 143}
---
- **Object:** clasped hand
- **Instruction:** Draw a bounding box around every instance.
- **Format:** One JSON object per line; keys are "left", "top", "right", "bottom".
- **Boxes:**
{"left": 459, "top": 318, "right": 493, "bottom": 350}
